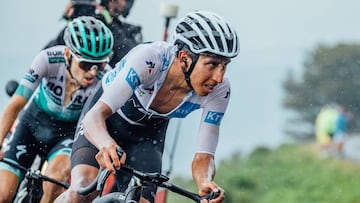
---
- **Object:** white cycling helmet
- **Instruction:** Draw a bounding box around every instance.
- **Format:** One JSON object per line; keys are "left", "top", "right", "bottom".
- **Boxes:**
{"left": 173, "top": 10, "right": 239, "bottom": 58}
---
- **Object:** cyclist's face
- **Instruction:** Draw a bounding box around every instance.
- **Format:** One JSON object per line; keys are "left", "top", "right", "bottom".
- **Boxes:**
{"left": 190, "top": 54, "right": 231, "bottom": 96}
{"left": 70, "top": 52, "right": 106, "bottom": 72}
{"left": 109, "top": 0, "right": 126, "bottom": 16}
{"left": 65, "top": 48, "right": 104, "bottom": 87}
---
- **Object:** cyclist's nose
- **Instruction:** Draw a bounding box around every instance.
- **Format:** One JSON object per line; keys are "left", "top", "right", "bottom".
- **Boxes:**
{"left": 88, "top": 68, "right": 98, "bottom": 76}
{"left": 212, "top": 67, "right": 224, "bottom": 83}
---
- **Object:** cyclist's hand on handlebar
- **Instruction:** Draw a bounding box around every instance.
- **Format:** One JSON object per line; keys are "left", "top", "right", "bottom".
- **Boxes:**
{"left": 95, "top": 143, "right": 126, "bottom": 174}
{"left": 199, "top": 181, "right": 225, "bottom": 203}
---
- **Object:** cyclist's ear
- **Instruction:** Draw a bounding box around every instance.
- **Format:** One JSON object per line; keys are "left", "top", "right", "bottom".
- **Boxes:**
{"left": 64, "top": 47, "right": 70, "bottom": 58}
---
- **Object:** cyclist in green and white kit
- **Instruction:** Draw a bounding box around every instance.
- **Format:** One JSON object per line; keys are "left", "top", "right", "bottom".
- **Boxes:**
{"left": 0, "top": 16, "right": 113, "bottom": 203}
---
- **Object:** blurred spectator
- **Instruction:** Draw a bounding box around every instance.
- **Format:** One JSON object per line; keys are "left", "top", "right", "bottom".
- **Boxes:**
{"left": 315, "top": 103, "right": 339, "bottom": 157}
{"left": 44, "top": 0, "right": 97, "bottom": 48}
{"left": 62, "top": 0, "right": 97, "bottom": 20}
{"left": 333, "top": 105, "right": 353, "bottom": 159}
{"left": 315, "top": 103, "right": 353, "bottom": 159}
{"left": 44, "top": 0, "right": 142, "bottom": 68}
{"left": 96, "top": 0, "right": 142, "bottom": 67}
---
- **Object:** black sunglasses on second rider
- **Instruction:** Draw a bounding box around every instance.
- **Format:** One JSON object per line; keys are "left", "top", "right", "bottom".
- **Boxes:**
{"left": 69, "top": 51, "right": 107, "bottom": 72}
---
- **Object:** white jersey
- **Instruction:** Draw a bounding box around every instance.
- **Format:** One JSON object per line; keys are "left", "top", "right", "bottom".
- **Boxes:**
{"left": 15, "top": 45, "right": 104, "bottom": 122}
{"left": 101, "top": 41, "right": 231, "bottom": 154}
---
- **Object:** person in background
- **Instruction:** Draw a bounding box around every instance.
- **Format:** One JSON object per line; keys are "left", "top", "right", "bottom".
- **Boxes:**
{"left": 333, "top": 105, "right": 352, "bottom": 159}
{"left": 3, "top": 0, "right": 141, "bottom": 197}
{"left": 315, "top": 103, "right": 339, "bottom": 157}
{"left": 44, "top": 0, "right": 142, "bottom": 68}
{"left": 44, "top": 0, "right": 98, "bottom": 49}
{"left": 96, "top": 0, "right": 142, "bottom": 68}
{"left": 5, "top": 0, "right": 141, "bottom": 98}
{"left": 314, "top": 103, "right": 353, "bottom": 159}
{"left": 0, "top": 16, "right": 114, "bottom": 203}
{"left": 62, "top": 0, "right": 97, "bottom": 20}
{"left": 54, "top": 10, "right": 239, "bottom": 203}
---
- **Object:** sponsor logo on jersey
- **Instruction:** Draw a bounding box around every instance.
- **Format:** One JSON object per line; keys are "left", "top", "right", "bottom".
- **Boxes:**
{"left": 47, "top": 51, "right": 65, "bottom": 64}
{"left": 225, "top": 88, "right": 230, "bottom": 99}
{"left": 104, "top": 59, "right": 125, "bottom": 84}
{"left": 46, "top": 81, "right": 63, "bottom": 97}
{"left": 144, "top": 86, "right": 154, "bottom": 95}
{"left": 16, "top": 145, "right": 27, "bottom": 160}
{"left": 48, "top": 57, "right": 65, "bottom": 64}
{"left": 46, "top": 50, "right": 64, "bottom": 57}
{"left": 170, "top": 102, "right": 200, "bottom": 118}
{"left": 204, "top": 111, "right": 224, "bottom": 126}
{"left": 126, "top": 67, "right": 141, "bottom": 90}
{"left": 74, "top": 123, "right": 84, "bottom": 142}
{"left": 49, "top": 75, "right": 57, "bottom": 80}
{"left": 24, "top": 68, "right": 39, "bottom": 83}
{"left": 72, "top": 95, "right": 88, "bottom": 105}
{"left": 118, "top": 58, "right": 126, "bottom": 69}
{"left": 145, "top": 60, "right": 155, "bottom": 74}
{"left": 160, "top": 54, "right": 170, "bottom": 72}
{"left": 104, "top": 69, "right": 119, "bottom": 84}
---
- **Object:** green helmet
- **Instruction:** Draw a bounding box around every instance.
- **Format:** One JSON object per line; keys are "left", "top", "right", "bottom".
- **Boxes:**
{"left": 64, "top": 16, "right": 114, "bottom": 62}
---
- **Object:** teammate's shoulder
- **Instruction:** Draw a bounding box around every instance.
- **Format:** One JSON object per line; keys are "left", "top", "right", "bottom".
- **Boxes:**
{"left": 42, "top": 45, "right": 66, "bottom": 56}
{"left": 135, "top": 41, "right": 170, "bottom": 49}
{"left": 135, "top": 41, "right": 175, "bottom": 58}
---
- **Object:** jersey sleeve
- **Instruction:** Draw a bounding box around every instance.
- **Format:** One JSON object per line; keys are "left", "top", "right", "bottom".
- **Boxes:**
{"left": 196, "top": 78, "right": 231, "bottom": 155}
{"left": 100, "top": 43, "right": 161, "bottom": 113}
{"left": 14, "top": 50, "right": 49, "bottom": 100}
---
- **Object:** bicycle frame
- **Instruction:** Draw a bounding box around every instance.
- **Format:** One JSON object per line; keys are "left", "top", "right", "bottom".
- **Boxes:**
{"left": 0, "top": 158, "right": 69, "bottom": 203}
{"left": 78, "top": 165, "right": 219, "bottom": 203}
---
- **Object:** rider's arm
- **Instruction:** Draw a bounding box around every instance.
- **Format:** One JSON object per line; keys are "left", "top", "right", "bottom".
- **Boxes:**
{"left": 192, "top": 153, "right": 227, "bottom": 203}
{"left": 191, "top": 153, "right": 225, "bottom": 202}
{"left": 81, "top": 44, "right": 160, "bottom": 171}
{"left": 191, "top": 80, "right": 230, "bottom": 202}
{"left": 192, "top": 152, "right": 216, "bottom": 189}
{"left": 83, "top": 42, "right": 169, "bottom": 172}
{"left": 0, "top": 50, "right": 48, "bottom": 148}
{"left": 82, "top": 100, "right": 124, "bottom": 173}
{"left": 0, "top": 95, "right": 27, "bottom": 147}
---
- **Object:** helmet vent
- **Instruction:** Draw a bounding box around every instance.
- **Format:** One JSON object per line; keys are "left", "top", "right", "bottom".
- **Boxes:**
{"left": 64, "top": 16, "right": 114, "bottom": 61}
{"left": 173, "top": 10, "right": 239, "bottom": 58}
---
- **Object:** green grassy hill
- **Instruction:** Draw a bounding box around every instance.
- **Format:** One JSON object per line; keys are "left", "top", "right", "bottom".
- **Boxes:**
{"left": 167, "top": 143, "right": 360, "bottom": 203}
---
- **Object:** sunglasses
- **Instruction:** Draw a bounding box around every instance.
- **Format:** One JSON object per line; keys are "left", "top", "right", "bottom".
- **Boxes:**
{"left": 70, "top": 51, "right": 107, "bottom": 72}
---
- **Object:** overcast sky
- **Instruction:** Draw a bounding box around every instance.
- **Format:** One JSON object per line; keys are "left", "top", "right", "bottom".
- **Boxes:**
{"left": 1, "top": 0, "right": 360, "bottom": 176}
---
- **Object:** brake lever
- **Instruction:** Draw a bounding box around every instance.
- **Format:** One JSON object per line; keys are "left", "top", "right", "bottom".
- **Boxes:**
{"left": 201, "top": 190, "right": 221, "bottom": 201}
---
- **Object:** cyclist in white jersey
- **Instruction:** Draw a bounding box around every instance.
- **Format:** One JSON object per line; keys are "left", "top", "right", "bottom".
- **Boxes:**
{"left": 0, "top": 16, "right": 114, "bottom": 203}
{"left": 55, "top": 10, "right": 239, "bottom": 203}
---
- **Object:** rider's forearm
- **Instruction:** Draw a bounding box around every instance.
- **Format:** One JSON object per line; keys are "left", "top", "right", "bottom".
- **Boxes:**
{"left": 83, "top": 117, "right": 115, "bottom": 150}
{"left": 191, "top": 153, "right": 216, "bottom": 188}
{"left": 0, "top": 103, "right": 21, "bottom": 146}
{"left": 82, "top": 103, "right": 116, "bottom": 150}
